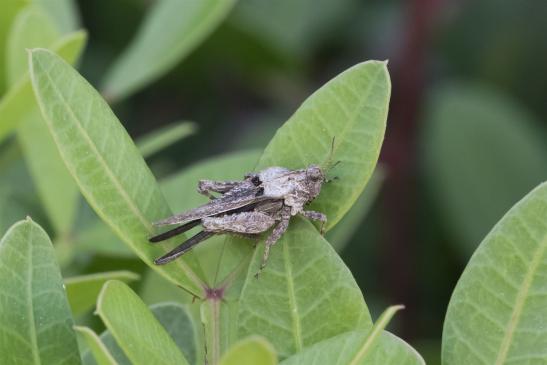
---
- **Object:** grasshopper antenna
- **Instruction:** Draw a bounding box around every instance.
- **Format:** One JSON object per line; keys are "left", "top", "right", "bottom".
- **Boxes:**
{"left": 322, "top": 136, "right": 341, "bottom": 181}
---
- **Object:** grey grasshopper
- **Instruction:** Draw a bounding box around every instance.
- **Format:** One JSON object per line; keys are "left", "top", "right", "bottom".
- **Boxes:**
{"left": 149, "top": 164, "right": 332, "bottom": 275}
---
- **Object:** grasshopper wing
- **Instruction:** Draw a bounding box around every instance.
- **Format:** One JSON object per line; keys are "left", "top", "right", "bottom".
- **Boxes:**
{"left": 152, "top": 185, "right": 268, "bottom": 227}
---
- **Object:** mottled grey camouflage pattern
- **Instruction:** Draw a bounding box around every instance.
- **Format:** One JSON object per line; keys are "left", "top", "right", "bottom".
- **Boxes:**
{"left": 150, "top": 165, "right": 328, "bottom": 275}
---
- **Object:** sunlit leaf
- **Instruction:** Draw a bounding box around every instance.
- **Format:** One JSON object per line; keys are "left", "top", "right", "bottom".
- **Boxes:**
{"left": 0, "top": 0, "right": 26, "bottom": 93}
{"left": 237, "top": 218, "right": 372, "bottom": 358}
{"left": 29, "top": 49, "right": 206, "bottom": 296}
{"left": 9, "top": 7, "right": 83, "bottom": 235}
{"left": 6, "top": 5, "right": 59, "bottom": 85}
{"left": 136, "top": 121, "right": 196, "bottom": 158}
{"left": 0, "top": 218, "right": 81, "bottom": 364}
{"left": 65, "top": 271, "right": 139, "bottom": 317}
{"left": 0, "top": 30, "right": 87, "bottom": 143}
{"left": 442, "top": 182, "right": 547, "bottom": 364}
{"left": 96, "top": 281, "right": 190, "bottom": 365}
{"left": 327, "top": 165, "right": 384, "bottom": 251}
{"left": 102, "top": 0, "right": 237, "bottom": 102}
{"left": 258, "top": 60, "right": 390, "bottom": 231}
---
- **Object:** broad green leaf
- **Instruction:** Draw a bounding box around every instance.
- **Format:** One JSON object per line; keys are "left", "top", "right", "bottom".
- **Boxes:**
{"left": 102, "top": 0, "right": 237, "bottom": 102}
{"left": 140, "top": 269, "right": 193, "bottom": 305}
{"left": 423, "top": 82, "right": 547, "bottom": 256}
{"left": 65, "top": 271, "right": 139, "bottom": 317}
{"left": 0, "top": 218, "right": 81, "bottom": 365}
{"left": 9, "top": 8, "right": 82, "bottom": 235}
{"left": 6, "top": 5, "right": 59, "bottom": 86}
{"left": 75, "top": 326, "right": 118, "bottom": 365}
{"left": 327, "top": 165, "right": 384, "bottom": 251}
{"left": 280, "top": 330, "right": 425, "bottom": 365}
{"left": 0, "top": 30, "right": 87, "bottom": 143}
{"left": 137, "top": 121, "right": 196, "bottom": 158}
{"left": 34, "top": 0, "right": 79, "bottom": 34}
{"left": 18, "top": 111, "right": 80, "bottom": 235}
{"left": 74, "top": 221, "right": 133, "bottom": 257}
{"left": 161, "top": 149, "right": 261, "bottom": 284}
{"left": 96, "top": 281, "right": 190, "bottom": 365}
{"left": 442, "top": 182, "right": 547, "bottom": 364}
{"left": 83, "top": 302, "right": 199, "bottom": 365}
{"left": 0, "top": 155, "right": 43, "bottom": 234}
{"left": 220, "top": 336, "right": 277, "bottom": 365}
{"left": 231, "top": 0, "right": 354, "bottom": 60}
{"left": 0, "top": 0, "right": 26, "bottom": 93}
{"left": 29, "top": 49, "right": 206, "bottom": 296}
{"left": 258, "top": 60, "right": 390, "bottom": 231}
{"left": 237, "top": 217, "right": 372, "bottom": 358}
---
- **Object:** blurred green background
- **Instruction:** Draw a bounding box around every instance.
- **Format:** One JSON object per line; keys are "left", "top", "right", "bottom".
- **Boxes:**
{"left": 1, "top": 0, "right": 546, "bottom": 363}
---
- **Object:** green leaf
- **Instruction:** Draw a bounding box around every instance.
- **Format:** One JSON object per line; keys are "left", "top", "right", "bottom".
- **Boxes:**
{"left": 29, "top": 48, "right": 206, "bottom": 296}
{"left": 6, "top": 5, "right": 59, "bottom": 86}
{"left": 136, "top": 121, "right": 196, "bottom": 158}
{"left": 0, "top": 30, "right": 87, "bottom": 144}
{"left": 83, "top": 302, "right": 199, "bottom": 365}
{"left": 280, "top": 330, "right": 425, "bottom": 365}
{"left": 8, "top": 8, "right": 83, "bottom": 235}
{"left": 74, "top": 220, "right": 133, "bottom": 257}
{"left": 231, "top": 0, "right": 355, "bottom": 60}
{"left": 258, "top": 60, "right": 390, "bottom": 231}
{"left": 326, "top": 165, "right": 384, "bottom": 251}
{"left": 0, "top": 218, "right": 81, "bottom": 365}
{"left": 237, "top": 218, "right": 372, "bottom": 358}
{"left": 75, "top": 326, "right": 118, "bottom": 365}
{"left": 423, "top": 82, "right": 547, "bottom": 256}
{"left": 102, "top": 0, "right": 237, "bottom": 102}
{"left": 220, "top": 336, "right": 277, "bottom": 365}
{"left": 65, "top": 271, "right": 139, "bottom": 317}
{"left": 0, "top": 0, "right": 26, "bottom": 94}
{"left": 442, "top": 182, "right": 547, "bottom": 364}
{"left": 34, "top": 0, "right": 79, "bottom": 34}
{"left": 96, "top": 281, "right": 190, "bottom": 365}
{"left": 280, "top": 305, "right": 422, "bottom": 365}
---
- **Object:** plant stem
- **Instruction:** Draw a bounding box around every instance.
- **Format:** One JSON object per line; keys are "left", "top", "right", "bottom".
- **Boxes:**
{"left": 202, "top": 288, "right": 223, "bottom": 365}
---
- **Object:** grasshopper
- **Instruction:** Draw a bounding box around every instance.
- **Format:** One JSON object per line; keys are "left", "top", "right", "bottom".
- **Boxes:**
{"left": 149, "top": 164, "right": 330, "bottom": 276}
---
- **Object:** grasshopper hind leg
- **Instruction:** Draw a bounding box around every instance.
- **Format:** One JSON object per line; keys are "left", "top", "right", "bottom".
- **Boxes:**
{"left": 154, "top": 230, "right": 215, "bottom": 265}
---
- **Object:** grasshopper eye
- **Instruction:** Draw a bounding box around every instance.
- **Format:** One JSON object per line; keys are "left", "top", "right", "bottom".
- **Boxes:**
{"left": 251, "top": 176, "right": 261, "bottom": 186}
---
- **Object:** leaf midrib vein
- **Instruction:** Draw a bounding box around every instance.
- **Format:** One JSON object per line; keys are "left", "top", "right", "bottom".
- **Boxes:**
{"left": 26, "top": 224, "right": 41, "bottom": 365}
{"left": 283, "top": 240, "right": 303, "bottom": 352}
{"left": 494, "top": 234, "right": 547, "bottom": 364}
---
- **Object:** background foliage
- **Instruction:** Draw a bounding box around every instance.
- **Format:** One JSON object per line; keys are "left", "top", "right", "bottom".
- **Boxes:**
{"left": 0, "top": 0, "right": 546, "bottom": 364}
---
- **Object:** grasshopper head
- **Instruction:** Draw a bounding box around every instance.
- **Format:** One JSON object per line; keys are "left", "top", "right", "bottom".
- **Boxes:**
{"left": 305, "top": 165, "right": 325, "bottom": 201}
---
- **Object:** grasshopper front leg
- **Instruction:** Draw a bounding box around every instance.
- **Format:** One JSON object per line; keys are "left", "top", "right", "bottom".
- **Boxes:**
{"left": 197, "top": 180, "right": 241, "bottom": 199}
{"left": 300, "top": 210, "right": 327, "bottom": 234}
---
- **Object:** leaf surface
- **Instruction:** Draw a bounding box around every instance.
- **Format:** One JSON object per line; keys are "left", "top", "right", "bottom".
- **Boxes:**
{"left": 423, "top": 82, "right": 547, "bottom": 256}
{"left": 75, "top": 326, "right": 118, "bottom": 365}
{"left": 220, "top": 336, "right": 277, "bottom": 365}
{"left": 137, "top": 121, "right": 196, "bottom": 158}
{"left": 102, "top": 0, "right": 237, "bottom": 102}
{"left": 0, "top": 30, "right": 87, "bottom": 143}
{"left": 258, "top": 60, "right": 390, "bottom": 231}
{"left": 65, "top": 271, "right": 139, "bottom": 317}
{"left": 29, "top": 49, "right": 206, "bottom": 296}
{"left": 9, "top": 7, "right": 83, "bottom": 235}
{"left": 96, "top": 284, "right": 191, "bottom": 365}
{"left": 237, "top": 218, "right": 372, "bottom": 358}
{"left": 0, "top": 0, "right": 26, "bottom": 93}
{"left": 0, "top": 218, "right": 81, "bottom": 365}
{"left": 442, "top": 182, "right": 547, "bottom": 364}
{"left": 280, "top": 330, "right": 424, "bottom": 365}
